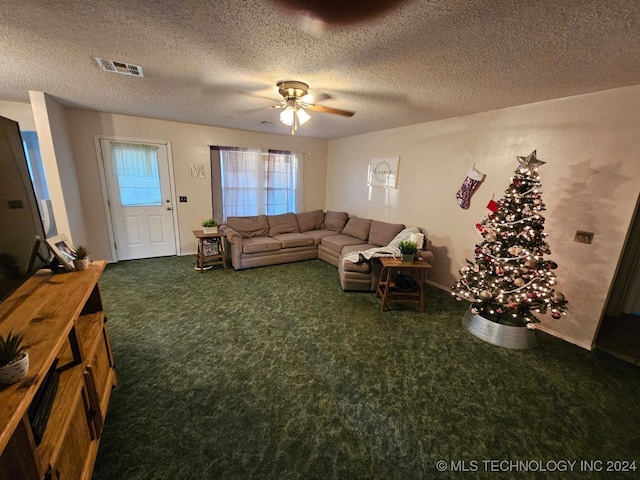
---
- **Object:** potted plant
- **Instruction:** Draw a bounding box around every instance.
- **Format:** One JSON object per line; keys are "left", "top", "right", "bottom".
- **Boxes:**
{"left": 398, "top": 240, "right": 419, "bottom": 263}
{"left": 71, "top": 244, "right": 91, "bottom": 271}
{"left": 0, "top": 331, "right": 29, "bottom": 385}
{"left": 201, "top": 218, "right": 218, "bottom": 234}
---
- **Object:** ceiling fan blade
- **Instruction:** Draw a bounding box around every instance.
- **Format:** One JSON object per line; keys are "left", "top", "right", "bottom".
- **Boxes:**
{"left": 246, "top": 93, "right": 283, "bottom": 102}
{"left": 301, "top": 92, "right": 332, "bottom": 103}
{"left": 306, "top": 104, "right": 355, "bottom": 117}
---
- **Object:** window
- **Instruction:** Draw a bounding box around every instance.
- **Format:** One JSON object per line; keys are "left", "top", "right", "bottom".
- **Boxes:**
{"left": 219, "top": 147, "right": 264, "bottom": 217}
{"left": 266, "top": 150, "right": 299, "bottom": 215}
{"left": 212, "top": 147, "right": 303, "bottom": 220}
{"left": 111, "top": 143, "right": 161, "bottom": 206}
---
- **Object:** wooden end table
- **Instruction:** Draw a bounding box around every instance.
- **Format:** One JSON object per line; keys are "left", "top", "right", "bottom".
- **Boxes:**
{"left": 193, "top": 230, "right": 227, "bottom": 271}
{"left": 376, "top": 257, "right": 433, "bottom": 312}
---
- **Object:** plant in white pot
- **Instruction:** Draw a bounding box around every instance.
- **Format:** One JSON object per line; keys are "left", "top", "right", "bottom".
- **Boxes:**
{"left": 398, "top": 240, "right": 418, "bottom": 263}
{"left": 0, "top": 331, "right": 29, "bottom": 385}
{"left": 71, "top": 244, "right": 91, "bottom": 271}
{"left": 201, "top": 218, "right": 218, "bottom": 234}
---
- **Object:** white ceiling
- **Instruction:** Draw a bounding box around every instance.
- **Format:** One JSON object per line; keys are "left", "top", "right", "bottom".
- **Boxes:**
{"left": 1, "top": 0, "right": 639, "bottom": 140}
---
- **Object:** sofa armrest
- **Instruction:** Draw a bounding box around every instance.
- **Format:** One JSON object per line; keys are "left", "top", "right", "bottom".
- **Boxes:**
{"left": 419, "top": 238, "right": 434, "bottom": 265}
{"left": 419, "top": 250, "right": 434, "bottom": 265}
{"left": 219, "top": 225, "right": 243, "bottom": 268}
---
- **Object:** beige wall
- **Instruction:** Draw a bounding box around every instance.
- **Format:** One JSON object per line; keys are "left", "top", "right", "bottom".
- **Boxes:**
{"left": 0, "top": 100, "right": 36, "bottom": 130}
{"left": 30, "top": 92, "right": 88, "bottom": 246}
{"left": 326, "top": 84, "right": 640, "bottom": 349}
{"left": 64, "top": 110, "right": 328, "bottom": 260}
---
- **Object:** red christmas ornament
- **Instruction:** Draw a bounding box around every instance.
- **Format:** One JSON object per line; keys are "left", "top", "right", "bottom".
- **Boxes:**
{"left": 551, "top": 311, "right": 561, "bottom": 319}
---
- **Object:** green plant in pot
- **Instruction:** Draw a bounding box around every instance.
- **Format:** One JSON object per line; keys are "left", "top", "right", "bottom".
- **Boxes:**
{"left": 0, "top": 331, "right": 29, "bottom": 385}
{"left": 398, "top": 240, "right": 419, "bottom": 263}
{"left": 202, "top": 218, "right": 219, "bottom": 234}
{"left": 71, "top": 244, "right": 91, "bottom": 271}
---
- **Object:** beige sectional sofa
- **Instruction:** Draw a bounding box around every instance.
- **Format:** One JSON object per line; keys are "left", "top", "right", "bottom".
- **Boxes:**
{"left": 219, "top": 210, "right": 433, "bottom": 292}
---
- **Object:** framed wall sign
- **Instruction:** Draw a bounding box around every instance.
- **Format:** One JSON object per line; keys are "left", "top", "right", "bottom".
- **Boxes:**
{"left": 368, "top": 156, "right": 399, "bottom": 188}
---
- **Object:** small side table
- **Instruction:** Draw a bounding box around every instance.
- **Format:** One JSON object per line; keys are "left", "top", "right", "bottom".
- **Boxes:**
{"left": 193, "top": 230, "right": 227, "bottom": 271}
{"left": 376, "top": 257, "right": 433, "bottom": 312}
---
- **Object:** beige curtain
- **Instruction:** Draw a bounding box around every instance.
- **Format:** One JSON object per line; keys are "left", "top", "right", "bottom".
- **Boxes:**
{"left": 266, "top": 149, "right": 303, "bottom": 215}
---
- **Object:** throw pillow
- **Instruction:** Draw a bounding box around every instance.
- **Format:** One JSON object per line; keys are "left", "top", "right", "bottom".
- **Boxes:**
{"left": 410, "top": 232, "right": 425, "bottom": 250}
{"left": 323, "top": 211, "right": 349, "bottom": 232}
{"left": 296, "top": 209, "right": 324, "bottom": 232}
{"left": 267, "top": 213, "right": 300, "bottom": 236}
{"left": 226, "top": 215, "right": 269, "bottom": 238}
{"left": 369, "top": 220, "right": 405, "bottom": 246}
{"left": 342, "top": 217, "right": 373, "bottom": 241}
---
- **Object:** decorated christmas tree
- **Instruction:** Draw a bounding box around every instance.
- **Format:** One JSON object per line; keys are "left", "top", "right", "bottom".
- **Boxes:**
{"left": 452, "top": 151, "right": 568, "bottom": 327}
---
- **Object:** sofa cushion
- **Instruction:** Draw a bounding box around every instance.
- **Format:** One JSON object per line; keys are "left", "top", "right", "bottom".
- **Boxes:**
{"left": 227, "top": 215, "right": 269, "bottom": 238}
{"left": 369, "top": 220, "right": 405, "bottom": 246}
{"left": 272, "top": 233, "right": 315, "bottom": 249}
{"left": 301, "top": 229, "right": 338, "bottom": 246}
{"left": 242, "top": 237, "right": 282, "bottom": 254}
{"left": 321, "top": 234, "right": 368, "bottom": 254}
{"left": 296, "top": 209, "right": 324, "bottom": 232}
{"left": 268, "top": 213, "right": 300, "bottom": 236}
{"left": 342, "top": 217, "right": 373, "bottom": 241}
{"left": 323, "top": 211, "right": 349, "bottom": 232}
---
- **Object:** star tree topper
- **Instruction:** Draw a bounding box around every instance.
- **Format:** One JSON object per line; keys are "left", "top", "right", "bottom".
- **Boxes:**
{"left": 517, "top": 150, "right": 545, "bottom": 175}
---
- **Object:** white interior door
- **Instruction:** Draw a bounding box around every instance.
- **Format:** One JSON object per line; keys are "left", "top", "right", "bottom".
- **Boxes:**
{"left": 99, "top": 139, "right": 177, "bottom": 260}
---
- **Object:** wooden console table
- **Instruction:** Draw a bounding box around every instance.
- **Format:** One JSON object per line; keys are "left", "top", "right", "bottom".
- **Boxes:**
{"left": 0, "top": 261, "right": 116, "bottom": 480}
{"left": 193, "top": 230, "right": 227, "bottom": 271}
{"left": 376, "top": 257, "right": 433, "bottom": 313}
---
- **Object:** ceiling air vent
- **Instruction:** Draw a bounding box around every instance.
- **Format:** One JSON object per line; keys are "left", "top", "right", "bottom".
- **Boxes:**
{"left": 95, "top": 57, "right": 144, "bottom": 77}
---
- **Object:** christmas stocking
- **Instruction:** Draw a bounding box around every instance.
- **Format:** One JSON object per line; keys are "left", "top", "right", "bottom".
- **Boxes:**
{"left": 456, "top": 167, "right": 485, "bottom": 209}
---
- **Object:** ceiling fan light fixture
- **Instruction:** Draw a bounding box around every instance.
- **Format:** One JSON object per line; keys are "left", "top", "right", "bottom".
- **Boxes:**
{"left": 297, "top": 107, "right": 311, "bottom": 125}
{"left": 279, "top": 97, "right": 311, "bottom": 134}
{"left": 280, "top": 105, "right": 296, "bottom": 126}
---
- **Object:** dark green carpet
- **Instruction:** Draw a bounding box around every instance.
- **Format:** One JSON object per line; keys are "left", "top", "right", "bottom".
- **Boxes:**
{"left": 92, "top": 256, "right": 640, "bottom": 480}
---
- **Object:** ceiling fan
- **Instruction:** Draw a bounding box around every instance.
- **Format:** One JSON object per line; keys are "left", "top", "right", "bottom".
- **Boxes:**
{"left": 275, "top": 80, "right": 355, "bottom": 135}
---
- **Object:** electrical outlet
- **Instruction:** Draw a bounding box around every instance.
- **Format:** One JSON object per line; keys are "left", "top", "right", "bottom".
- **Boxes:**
{"left": 574, "top": 230, "right": 594, "bottom": 244}
{"left": 179, "top": 196, "right": 187, "bottom": 202}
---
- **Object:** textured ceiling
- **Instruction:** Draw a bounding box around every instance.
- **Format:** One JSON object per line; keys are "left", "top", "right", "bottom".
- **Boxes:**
{"left": 1, "top": 0, "right": 639, "bottom": 139}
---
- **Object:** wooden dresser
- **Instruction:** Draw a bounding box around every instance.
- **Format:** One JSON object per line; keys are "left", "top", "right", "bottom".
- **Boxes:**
{"left": 0, "top": 261, "right": 116, "bottom": 480}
